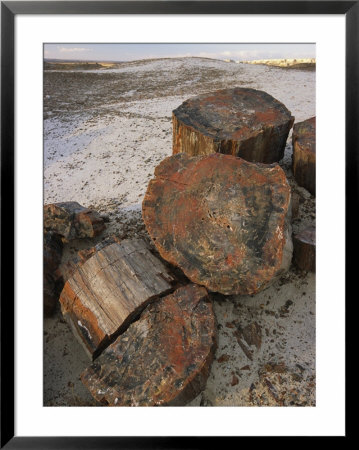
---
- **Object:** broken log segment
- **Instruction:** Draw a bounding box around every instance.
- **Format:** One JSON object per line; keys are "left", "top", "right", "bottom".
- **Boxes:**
{"left": 81, "top": 284, "right": 217, "bottom": 406}
{"left": 59, "top": 238, "right": 176, "bottom": 359}
{"left": 172, "top": 87, "right": 294, "bottom": 163}
{"left": 44, "top": 201, "right": 105, "bottom": 240}
{"left": 142, "top": 152, "right": 293, "bottom": 296}
{"left": 292, "top": 117, "right": 316, "bottom": 195}
{"left": 44, "top": 232, "right": 63, "bottom": 317}
{"left": 293, "top": 226, "right": 316, "bottom": 272}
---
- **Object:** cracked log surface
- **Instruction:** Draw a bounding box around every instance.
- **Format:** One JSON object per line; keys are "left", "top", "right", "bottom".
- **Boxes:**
{"left": 81, "top": 284, "right": 217, "bottom": 406}
{"left": 143, "top": 152, "right": 293, "bottom": 295}
{"left": 292, "top": 117, "right": 316, "bottom": 195}
{"left": 172, "top": 87, "right": 294, "bottom": 163}
{"left": 59, "top": 238, "right": 176, "bottom": 359}
{"left": 44, "top": 201, "right": 105, "bottom": 240}
{"left": 44, "top": 232, "right": 63, "bottom": 317}
{"left": 293, "top": 226, "right": 316, "bottom": 272}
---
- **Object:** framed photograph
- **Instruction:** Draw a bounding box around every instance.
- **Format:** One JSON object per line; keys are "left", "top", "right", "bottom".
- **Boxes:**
{"left": 1, "top": 1, "right": 354, "bottom": 446}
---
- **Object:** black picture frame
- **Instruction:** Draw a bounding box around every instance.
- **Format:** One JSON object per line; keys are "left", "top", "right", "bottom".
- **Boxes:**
{"left": 1, "top": 1, "right": 355, "bottom": 447}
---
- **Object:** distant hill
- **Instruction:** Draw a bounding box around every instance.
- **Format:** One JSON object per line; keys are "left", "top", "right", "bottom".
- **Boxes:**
{"left": 240, "top": 58, "right": 316, "bottom": 70}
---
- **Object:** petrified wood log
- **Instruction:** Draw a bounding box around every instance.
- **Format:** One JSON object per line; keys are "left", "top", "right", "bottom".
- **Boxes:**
{"left": 55, "top": 235, "right": 123, "bottom": 284}
{"left": 81, "top": 284, "right": 217, "bottom": 406}
{"left": 143, "top": 153, "right": 293, "bottom": 295}
{"left": 293, "top": 226, "right": 315, "bottom": 272}
{"left": 44, "top": 232, "right": 63, "bottom": 317}
{"left": 292, "top": 117, "right": 316, "bottom": 195}
{"left": 59, "top": 238, "right": 176, "bottom": 359}
{"left": 172, "top": 87, "right": 294, "bottom": 163}
{"left": 44, "top": 201, "right": 105, "bottom": 240}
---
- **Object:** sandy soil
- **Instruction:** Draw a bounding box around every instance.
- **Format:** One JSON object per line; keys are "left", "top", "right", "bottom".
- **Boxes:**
{"left": 43, "top": 57, "right": 316, "bottom": 406}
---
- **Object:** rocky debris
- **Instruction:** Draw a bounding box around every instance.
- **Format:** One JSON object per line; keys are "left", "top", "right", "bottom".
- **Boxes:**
{"left": 292, "top": 117, "right": 316, "bottom": 195}
{"left": 81, "top": 284, "right": 217, "bottom": 406}
{"left": 293, "top": 226, "right": 316, "bottom": 272}
{"left": 143, "top": 152, "right": 293, "bottom": 295}
{"left": 246, "top": 362, "right": 315, "bottom": 406}
{"left": 44, "top": 232, "right": 63, "bottom": 317}
{"left": 44, "top": 201, "right": 105, "bottom": 240}
{"left": 59, "top": 238, "right": 176, "bottom": 359}
{"left": 172, "top": 87, "right": 294, "bottom": 163}
{"left": 242, "top": 322, "right": 262, "bottom": 350}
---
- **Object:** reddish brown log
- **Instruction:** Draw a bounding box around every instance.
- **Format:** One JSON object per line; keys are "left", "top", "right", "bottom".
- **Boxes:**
{"left": 142, "top": 152, "right": 293, "bottom": 295}
{"left": 292, "top": 117, "right": 316, "bottom": 195}
{"left": 172, "top": 87, "right": 294, "bottom": 163}
{"left": 81, "top": 284, "right": 217, "bottom": 406}
{"left": 43, "top": 232, "right": 63, "bottom": 317}
{"left": 59, "top": 238, "right": 176, "bottom": 359}
{"left": 293, "top": 226, "right": 316, "bottom": 272}
{"left": 44, "top": 201, "right": 105, "bottom": 240}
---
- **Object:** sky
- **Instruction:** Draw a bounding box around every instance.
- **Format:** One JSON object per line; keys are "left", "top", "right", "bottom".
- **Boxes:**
{"left": 44, "top": 43, "right": 315, "bottom": 62}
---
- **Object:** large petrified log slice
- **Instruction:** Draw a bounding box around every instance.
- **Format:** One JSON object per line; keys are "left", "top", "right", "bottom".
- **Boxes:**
{"left": 44, "top": 201, "right": 105, "bottom": 240}
{"left": 173, "top": 87, "right": 294, "bottom": 163}
{"left": 293, "top": 226, "right": 315, "bottom": 272}
{"left": 292, "top": 117, "right": 316, "bottom": 195}
{"left": 44, "top": 232, "right": 63, "bottom": 317}
{"left": 143, "top": 153, "right": 293, "bottom": 295}
{"left": 81, "top": 284, "right": 217, "bottom": 406}
{"left": 59, "top": 238, "right": 176, "bottom": 359}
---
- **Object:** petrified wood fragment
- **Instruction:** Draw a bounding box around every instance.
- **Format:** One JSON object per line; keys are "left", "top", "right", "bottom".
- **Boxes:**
{"left": 44, "top": 201, "right": 105, "bottom": 240}
{"left": 59, "top": 238, "right": 175, "bottom": 359}
{"left": 293, "top": 226, "right": 316, "bottom": 272}
{"left": 143, "top": 153, "right": 293, "bottom": 295}
{"left": 55, "top": 235, "right": 123, "bottom": 284}
{"left": 292, "top": 117, "right": 316, "bottom": 195}
{"left": 81, "top": 284, "right": 217, "bottom": 406}
{"left": 44, "top": 232, "right": 63, "bottom": 317}
{"left": 173, "top": 87, "right": 294, "bottom": 163}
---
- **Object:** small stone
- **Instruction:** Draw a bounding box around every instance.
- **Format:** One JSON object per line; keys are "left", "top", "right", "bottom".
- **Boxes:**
{"left": 217, "top": 354, "right": 230, "bottom": 363}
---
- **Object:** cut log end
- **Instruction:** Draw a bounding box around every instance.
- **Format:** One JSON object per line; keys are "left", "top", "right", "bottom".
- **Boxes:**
{"left": 143, "top": 152, "right": 293, "bottom": 295}
{"left": 59, "top": 238, "right": 176, "bottom": 359}
{"left": 172, "top": 87, "right": 294, "bottom": 163}
{"left": 81, "top": 284, "right": 217, "bottom": 406}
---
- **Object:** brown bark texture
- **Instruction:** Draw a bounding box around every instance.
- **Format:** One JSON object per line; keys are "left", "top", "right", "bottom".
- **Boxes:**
{"left": 292, "top": 116, "right": 316, "bottom": 195}
{"left": 172, "top": 87, "right": 294, "bottom": 163}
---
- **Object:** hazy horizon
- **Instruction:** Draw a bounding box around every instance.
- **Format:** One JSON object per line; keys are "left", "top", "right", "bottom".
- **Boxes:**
{"left": 44, "top": 43, "right": 315, "bottom": 62}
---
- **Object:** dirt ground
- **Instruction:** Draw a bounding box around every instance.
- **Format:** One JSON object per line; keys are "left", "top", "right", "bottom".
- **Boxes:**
{"left": 43, "top": 57, "right": 316, "bottom": 406}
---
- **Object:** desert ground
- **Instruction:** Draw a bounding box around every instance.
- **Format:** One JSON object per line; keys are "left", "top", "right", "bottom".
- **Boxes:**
{"left": 44, "top": 57, "right": 315, "bottom": 406}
